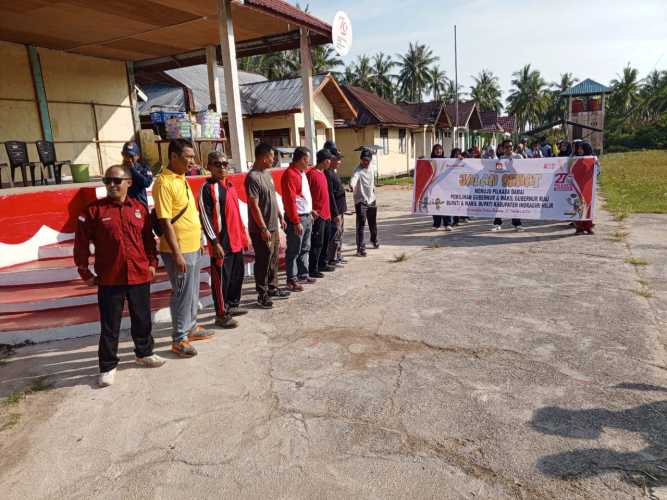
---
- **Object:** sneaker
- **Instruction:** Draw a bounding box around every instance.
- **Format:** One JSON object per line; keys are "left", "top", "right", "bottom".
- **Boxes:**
{"left": 356, "top": 250, "right": 367, "bottom": 257}
{"left": 514, "top": 225, "right": 525, "bottom": 232}
{"left": 338, "top": 258, "right": 348, "bottom": 264}
{"left": 310, "top": 271, "right": 325, "bottom": 278}
{"left": 214, "top": 314, "right": 238, "bottom": 329}
{"left": 585, "top": 229, "right": 595, "bottom": 235}
{"left": 228, "top": 306, "right": 249, "bottom": 316}
{"left": 287, "top": 280, "right": 304, "bottom": 292}
{"left": 171, "top": 340, "right": 197, "bottom": 358}
{"left": 319, "top": 265, "right": 336, "bottom": 272}
{"left": 491, "top": 225, "right": 502, "bottom": 232}
{"left": 372, "top": 242, "right": 380, "bottom": 249}
{"left": 445, "top": 225, "right": 453, "bottom": 232}
{"left": 574, "top": 229, "right": 585, "bottom": 235}
{"left": 136, "top": 354, "right": 166, "bottom": 368}
{"left": 268, "top": 288, "right": 290, "bottom": 299}
{"left": 257, "top": 295, "right": 274, "bottom": 309}
{"left": 187, "top": 326, "right": 215, "bottom": 342}
{"left": 98, "top": 368, "right": 116, "bottom": 387}
{"left": 297, "top": 276, "right": 316, "bottom": 284}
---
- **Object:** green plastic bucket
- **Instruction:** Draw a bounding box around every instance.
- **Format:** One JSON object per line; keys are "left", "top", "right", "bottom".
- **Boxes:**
{"left": 70, "top": 164, "right": 90, "bottom": 183}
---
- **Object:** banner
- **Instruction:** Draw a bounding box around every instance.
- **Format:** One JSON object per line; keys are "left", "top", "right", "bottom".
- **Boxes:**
{"left": 413, "top": 157, "right": 597, "bottom": 221}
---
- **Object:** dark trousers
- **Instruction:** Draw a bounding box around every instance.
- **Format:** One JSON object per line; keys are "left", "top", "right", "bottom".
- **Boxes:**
{"left": 355, "top": 201, "right": 378, "bottom": 251}
{"left": 250, "top": 230, "right": 279, "bottom": 298}
{"left": 493, "top": 218, "right": 522, "bottom": 227}
{"left": 432, "top": 215, "right": 444, "bottom": 228}
{"left": 309, "top": 217, "right": 328, "bottom": 274}
{"left": 98, "top": 283, "right": 153, "bottom": 373}
{"left": 443, "top": 216, "right": 459, "bottom": 226}
{"left": 210, "top": 251, "right": 245, "bottom": 318}
{"left": 327, "top": 216, "right": 344, "bottom": 263}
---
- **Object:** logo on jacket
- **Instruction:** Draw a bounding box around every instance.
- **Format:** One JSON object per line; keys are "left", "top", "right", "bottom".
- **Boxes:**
{"left": 134, "top": 210, "right": 142, "bottom": 219}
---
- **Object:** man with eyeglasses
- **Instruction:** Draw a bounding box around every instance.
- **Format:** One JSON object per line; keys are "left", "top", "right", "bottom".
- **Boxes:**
{"left": 74, "top": 165, "right": 165, "bottom": 387}
{"left": 199, "top": 151, "right": 248, "bottom": 328}
{"left": 153, "top": 138, "right": 214, "bottom": 358}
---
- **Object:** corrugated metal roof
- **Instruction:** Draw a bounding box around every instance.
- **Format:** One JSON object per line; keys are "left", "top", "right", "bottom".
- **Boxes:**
{"left": 341, "top": 86, "right": 420, "bottom": 127}
{"left": 561, "top": 78, "right": 612, "bottom": 96}
{"left": 241, "top": 75, "right": 327, "bottom": 115}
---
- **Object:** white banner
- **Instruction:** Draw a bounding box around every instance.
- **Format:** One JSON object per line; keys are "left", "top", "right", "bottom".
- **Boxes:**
{"left": 412, "top": 157, "right": 597, "bottom": 221}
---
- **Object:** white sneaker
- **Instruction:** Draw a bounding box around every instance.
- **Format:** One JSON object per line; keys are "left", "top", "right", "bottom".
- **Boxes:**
{"left": 491, "top": 225, "right": 502, "bottom": 232}
{"left": 445, "top": 225, "right": 453, "bottom": 232}
{"left": 515, "top": 225, "right": 525, "bottom": 232}
{"left": 98, "top": 368, "right": 116, "bottom": 387}
{"left": 136, "top": 354, "right": 166, "bottom": 368}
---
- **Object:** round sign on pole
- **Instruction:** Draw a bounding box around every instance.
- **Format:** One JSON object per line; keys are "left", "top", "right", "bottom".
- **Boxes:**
{"left": 332, "top": 11, "right": 352, "bottom": 57}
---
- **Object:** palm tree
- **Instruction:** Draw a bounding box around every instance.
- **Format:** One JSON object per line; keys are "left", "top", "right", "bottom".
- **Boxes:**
{"left": 639, "top": 69, "right": 667, "bottom": 121}
{"left": 341, "top": 65, "right": 357, "bottom": 86}
{"left": 442, "top": 80, "right": 464, "bottom": 105}
{"left": 352, "top": 55, "right": 374, "bottom": 91}
{"left": 311, "top": 45, "right": 343, "bottom": 75}
{"left": 370, "top": 52, "right": 396, "bottom": 101}
{"left": 506, "top": 64, "right": 549, "bottom": 132}
{"left": 427, "top": 65, "right": 448, "bottom": 101}
{"left": 543, "top": 72, "right": 579, "bottom": 123}
{"left": 396, "top": 42, "right": 438, "bottom": 102}
{"left": 470, "top": 69, "right": 502, "bottom": 113}
{"left": 610, "top": 64, "right": 641, "bottom": 115}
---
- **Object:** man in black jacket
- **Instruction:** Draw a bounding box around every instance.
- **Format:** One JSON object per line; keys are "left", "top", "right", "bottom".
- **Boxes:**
{"left": 323, "top": 141, "right": 347, "bottom": 265}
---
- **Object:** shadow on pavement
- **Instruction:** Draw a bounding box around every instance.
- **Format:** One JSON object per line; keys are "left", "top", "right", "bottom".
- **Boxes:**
{"left": 530, "top": 391, "right": 667, "bottom": 489}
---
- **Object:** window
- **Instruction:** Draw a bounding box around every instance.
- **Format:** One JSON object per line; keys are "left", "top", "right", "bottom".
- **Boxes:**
{"left": 380, "top": 128, "right": 389, "bottom": 154}
{"left": 399, "top": 129, "right": 406, "bottom": 153}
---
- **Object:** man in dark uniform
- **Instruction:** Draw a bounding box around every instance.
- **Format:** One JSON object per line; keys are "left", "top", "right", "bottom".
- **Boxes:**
{"left": 74, "top": 165, "right": 165, "bottom": 387}
{"left": 121, "top": 141, "right": 153, "bottom": 206}
{"left": 323, "top": 140, "right": 347, "bottom": 265}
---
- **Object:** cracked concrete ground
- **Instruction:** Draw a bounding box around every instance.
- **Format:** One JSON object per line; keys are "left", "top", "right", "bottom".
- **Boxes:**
{"left": 1, "top": 186, "right": 666, "bottom": 499}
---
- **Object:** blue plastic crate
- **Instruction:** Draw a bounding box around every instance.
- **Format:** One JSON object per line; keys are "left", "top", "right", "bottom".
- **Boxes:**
{"left": 150, "top": 110, "right": 186, "bottom": 124}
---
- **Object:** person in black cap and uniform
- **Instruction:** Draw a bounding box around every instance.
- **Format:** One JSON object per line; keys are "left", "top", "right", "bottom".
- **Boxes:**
{"left": 121, "top": 141, "right": 153, "bottom": 206}
{"left": 349, "top": 148, "right": 378, "bottom": 257}
{"left": 323, "top": 140, "right": 347, "bottom": 265}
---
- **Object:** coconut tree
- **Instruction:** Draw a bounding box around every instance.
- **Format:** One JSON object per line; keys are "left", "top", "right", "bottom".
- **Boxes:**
{"left": 506, "top": 64, "right": 549, "bottom": 132}
{"left": 639, "top": 69, "right": 667, "bottom": 121}
{"left": 351, "top": 55, "right": 374, "bottom": 91}
{"left": 610, "top": 64, "right": 641, "bottom": 115}
{"left": 543, "top": 72, "right": 579, "bottom": 123}
{"left": 310, "top": 45, "right": 343, "bottom": 75}
{"left": 370, "top": 52, "right": 396, "bottom": 101}
{"left": 396, "top": 42, "right": 438, "bottom": 102}
{"left": 441, "top": 80, "right": 464, "bottom": 105}
{"left": 427, "top": 65, "right": 448, "bottom": 101}
{"left": 469, "top": 69, "right": 502, "bottom": 113}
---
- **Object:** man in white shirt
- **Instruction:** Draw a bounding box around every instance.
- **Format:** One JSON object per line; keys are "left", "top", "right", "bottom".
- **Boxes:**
{"left": 350, "top": 148, "right": 378, "bottom": 257}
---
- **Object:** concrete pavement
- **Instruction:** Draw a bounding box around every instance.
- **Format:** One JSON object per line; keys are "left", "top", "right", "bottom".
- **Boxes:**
{"left": 1, "top": 186, "right": 666, "bottom": 499}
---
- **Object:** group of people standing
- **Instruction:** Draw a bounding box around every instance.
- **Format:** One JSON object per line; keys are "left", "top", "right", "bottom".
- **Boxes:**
{"left": 430, "top": 137, "right": 596, "bottom": 235}
{"left": 74, "top": 138, "right": 379, "bottom": 387}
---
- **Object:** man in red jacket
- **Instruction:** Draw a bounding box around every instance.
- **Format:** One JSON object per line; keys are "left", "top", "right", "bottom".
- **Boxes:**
{"left": 199, "top": 151, "right": 249, "bottom": 328}
{"left": 281, "top": 147, "right": 314, "bottom": 292}
{"left": 306, "top": 149, "right": 335, "bottom": 277}
{"left": 74, "top": 165, "right": 165, "bottom": 387}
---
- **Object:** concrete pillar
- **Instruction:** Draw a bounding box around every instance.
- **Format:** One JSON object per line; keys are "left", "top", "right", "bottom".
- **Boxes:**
{"left": 290, "top": 114, "right": 300, "bottom": 147}
{"left": 217, "top": 0, "right": 247, "bottom": 171}
{"left": 205, "top": 45, "right": 222, "bottom": 114}
{"left": 300, "top": 28, "right": 316, "bottom": 156}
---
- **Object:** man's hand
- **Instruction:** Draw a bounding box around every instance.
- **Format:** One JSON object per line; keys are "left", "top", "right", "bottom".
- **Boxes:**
{"left": 148, "top": 266, "right": 156, "bottom": 281}
{"left": 296, "top": 222, "right": 304, "bottom": 236}
{"left": 214, "top": 243, "right": 224, "bottom": 259}
{"left": 347, "top": 186, "right": 354, "bottom": 193}
{"left": 85, "top": 276, "right": 98, "bottom": 287}
{"left": 175, "top": 252, "right": 187, "bottom": 273}
{"left": 261, "top": 228, "right": 272, "bottom": 242}
{"left": 334, "top": 215, "right": 342, "bottom": 227}
{"left": 279, "top": 217, "right": 287, "bottom": 231}
{"left": 312, "top": 210, "right": 320, "bottom": 220}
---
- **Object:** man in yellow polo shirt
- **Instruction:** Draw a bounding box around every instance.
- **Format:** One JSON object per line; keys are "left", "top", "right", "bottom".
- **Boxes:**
{"left": 153, "top": 138, "right": 214, "bottom": 357}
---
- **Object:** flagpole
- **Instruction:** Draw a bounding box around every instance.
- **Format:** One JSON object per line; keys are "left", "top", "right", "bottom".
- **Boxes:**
{"left": 454, "top": 25, "right": 459, "bottom": 147}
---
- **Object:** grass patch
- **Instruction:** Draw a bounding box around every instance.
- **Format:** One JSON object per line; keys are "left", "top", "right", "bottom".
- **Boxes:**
{"left": 632, "top": 286, "right": 654, "bottom": 298}
{"left": 377, "top": 175, "right": 414, "bottom": 186}
{"left": 637, "top": 278, "right": 649, "bottom": 287}
{"left": 2, "top": 377, "right": 52, "bottom": 406}
{"left": 625, "top": 257, "right": 649, "bottom": 266}
{"left": 599, "top": 150, "right": 667, "bottom": 216}
{"left": 390, "top": 252, "right": 409, "bottom": 263}
{"left": 0, "top": 413, "right": 21, "bottom": 432}
{"left": 3, "top": 391, "right": 26, "bottom": 406}
{"left": 608, "top": 230, "right": 629, "bottom": 242}
{"left": 28, "top": 378, "right": 53, "bottom": 393}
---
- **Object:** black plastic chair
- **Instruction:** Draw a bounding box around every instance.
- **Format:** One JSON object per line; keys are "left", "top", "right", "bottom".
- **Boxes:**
{"left": 4, "top": 141, "right": 46, "bottom": 187}
{"left": 36, "top": 140, "right": 70, "bottom": 185}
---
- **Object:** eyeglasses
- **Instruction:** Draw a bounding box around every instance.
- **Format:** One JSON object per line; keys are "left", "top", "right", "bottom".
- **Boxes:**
{"left": 102, "top": 177, "right": 129, "bottom": 185}
{"left": 210, "top": 161, "right": 229, "bottom": 168}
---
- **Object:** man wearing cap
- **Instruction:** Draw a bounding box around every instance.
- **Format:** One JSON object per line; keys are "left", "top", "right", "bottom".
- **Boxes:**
{"left": 74, "top": 165, "right": 165, "bottom": 387}
{"left": 281, "top": 146, "right": 314, "bottom": 292}
{"left": 199, "top": 151, "right": 248, "bottom": 329}
{"left": 306, "top": 149, "right": 335, "bottom": 278}
{"left": 323, "top": 141, "right": 346, "bottom": 266}
{"left": 350, "top": 148, "right": 379, "bottom": 257}
{"left": 121, "top": 141, "right": 153, "bottom": 206}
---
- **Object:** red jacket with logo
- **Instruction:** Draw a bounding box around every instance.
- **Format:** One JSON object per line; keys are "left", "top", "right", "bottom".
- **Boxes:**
{"left": 199, "top": 178, "right": 249, "bottom": 255}
{"left": 306, "top": 167, "right": 331, "bottom": 221}
{"left": 73, "top": 197, "right": 158, "bottom": 286}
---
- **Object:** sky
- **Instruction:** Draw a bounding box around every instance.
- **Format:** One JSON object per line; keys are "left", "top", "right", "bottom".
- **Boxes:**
{"left": 301, "top": 0, "right": 667, "bottom": 105}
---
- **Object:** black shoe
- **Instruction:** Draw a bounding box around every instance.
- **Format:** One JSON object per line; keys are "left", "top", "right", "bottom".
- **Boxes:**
{"left": 310, "top": 271, "right": 325, "bottom": 278}
{"left": 228, "top": 306, "right": 249, "bottom": 316}
{"left": 356, "top": 250, "right": 367, "bottom": 257}
{"left": 372, "top": 242, "right": 380, "bottom": 249}
{"left": 257, "top": 295, "right": 273, "bottom": 309}
{"left": 268, "top": 288, "right": 290, "bottom": 299}
{"left": 214, "top": 314, "right": 238, "bottom": 329}
{"left": 319, "top": 265, "right": 336, "bottom": 272}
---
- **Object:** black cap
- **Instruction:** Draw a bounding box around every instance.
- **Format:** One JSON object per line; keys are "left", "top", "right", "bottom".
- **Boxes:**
{"left": 360, "top": 148, "right": 373, "bottom": 161}
{"left": 323, "top": 140, "right": 343, "bottom": 158}
{"left": 316, "top": 148, "right": 333, "bottom": 163}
